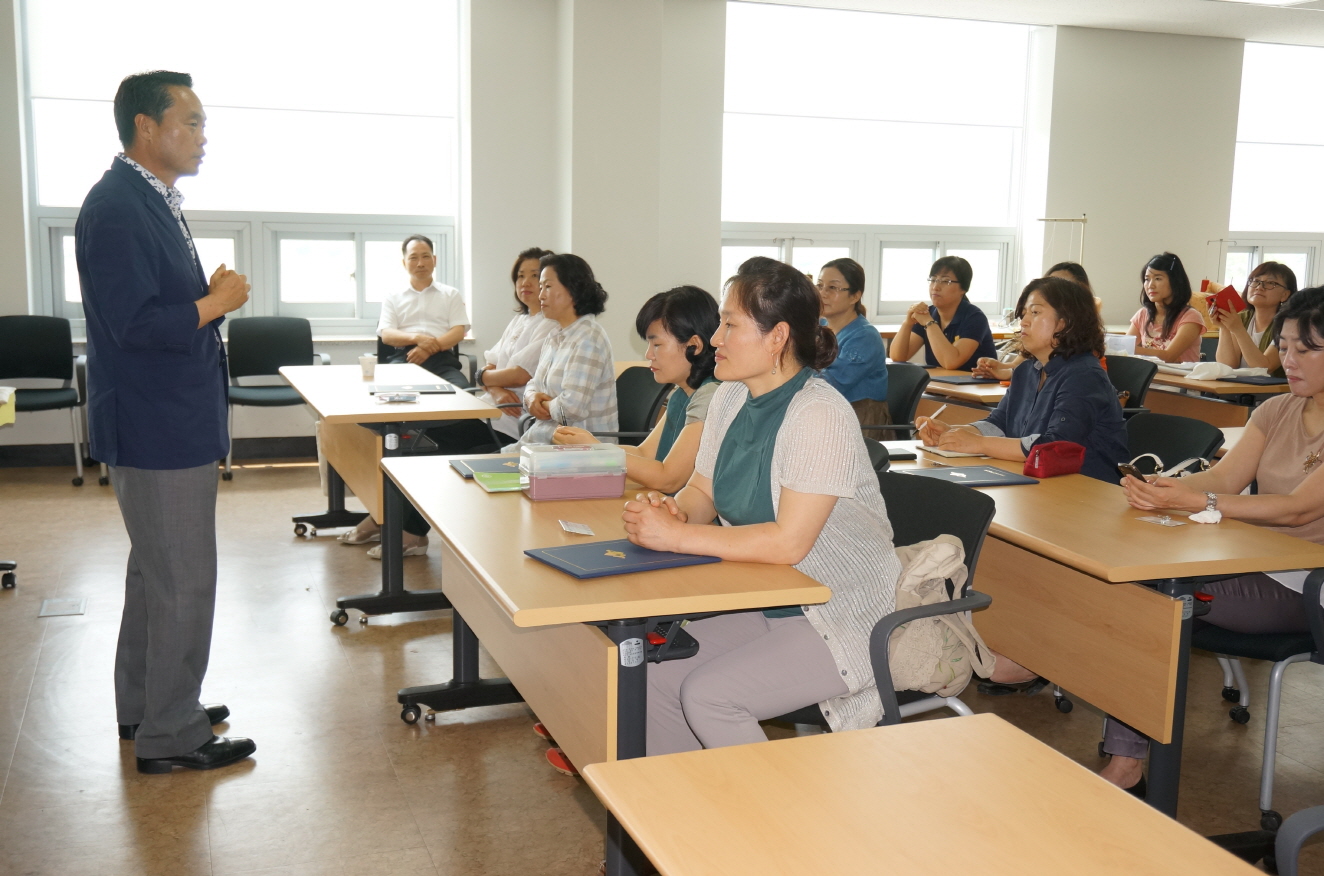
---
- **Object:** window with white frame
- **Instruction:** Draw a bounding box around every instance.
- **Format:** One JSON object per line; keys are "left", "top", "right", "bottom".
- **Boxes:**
{"left": 1231, "top": 42, "right": 1324, "bottom": 234}
{"left": 1220, "top": 241, "right": 1315, "bottom": 293}
{"left": 22, "top": 0, "right": 459, "bottom": 330}
{"left": 721, "top": 3, "right": 1029, "bottom": 315}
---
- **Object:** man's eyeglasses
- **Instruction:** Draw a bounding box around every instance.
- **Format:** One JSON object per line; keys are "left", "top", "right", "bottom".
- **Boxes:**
{"left": 1248, "top": 279, "right": 1285, "bottom": 292}
{"left": 928, "top": 277, "right": 961, "bottom": 288}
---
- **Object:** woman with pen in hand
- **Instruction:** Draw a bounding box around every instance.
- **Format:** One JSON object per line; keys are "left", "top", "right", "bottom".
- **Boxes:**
{"left": 621, "top": 259, "right": 902, "bottom": 756}
{"left": 516, "top": 252, "right": 618, "bottom": 447}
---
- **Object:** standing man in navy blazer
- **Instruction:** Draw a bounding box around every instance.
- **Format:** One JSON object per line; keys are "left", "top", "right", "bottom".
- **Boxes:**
{"left": 76, "top": 71, "right": 255, "bottom": 774}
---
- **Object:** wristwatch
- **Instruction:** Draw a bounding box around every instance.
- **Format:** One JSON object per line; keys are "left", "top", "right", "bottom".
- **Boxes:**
{"left": 1203, "top": 492, "right": 1219, "bottom": 513}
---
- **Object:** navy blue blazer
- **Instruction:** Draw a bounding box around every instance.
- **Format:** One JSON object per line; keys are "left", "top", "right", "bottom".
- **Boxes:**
{"left": 76, "top": 159, "right": 228, "bottom": 470}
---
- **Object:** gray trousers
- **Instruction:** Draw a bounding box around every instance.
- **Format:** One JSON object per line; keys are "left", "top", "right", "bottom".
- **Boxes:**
{"left": 110, "top": 463, "right": 219, "bottom": 758}
{"left": 647, "top": 611, "right": 848, "bottom": 757}
{"left": 1103, "top": 573, "right": 1308, "bottom": 758}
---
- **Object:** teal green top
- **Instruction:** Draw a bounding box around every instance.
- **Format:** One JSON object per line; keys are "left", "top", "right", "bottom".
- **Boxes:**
{"left": 655, "top": 377, "right": 717, "bottom": 461}
{"left": 712, "top": 368, "right": 813, "bottom": 618}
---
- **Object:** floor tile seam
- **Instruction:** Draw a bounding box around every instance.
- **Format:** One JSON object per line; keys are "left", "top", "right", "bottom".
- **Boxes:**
{"left": 0, "top": 612, "right": 51, "bottom": 807}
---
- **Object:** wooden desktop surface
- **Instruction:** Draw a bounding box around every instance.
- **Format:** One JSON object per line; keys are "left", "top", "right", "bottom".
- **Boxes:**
{"left": 1150, "top": 371, "right": 1289, "bottom": 397}
{"left": 582, "top": 714, "right": 1257, "bottom": 876}
{"left": 280, "top": 363, "right": 498, "bottom": 425}
{"left": 380, "top": 455, "right": 830, "bottom": 627}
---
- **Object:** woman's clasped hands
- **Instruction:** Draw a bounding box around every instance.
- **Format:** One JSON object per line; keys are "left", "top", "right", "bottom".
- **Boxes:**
{"left": 622, "top": 491, "right": 688, "bottom": 551}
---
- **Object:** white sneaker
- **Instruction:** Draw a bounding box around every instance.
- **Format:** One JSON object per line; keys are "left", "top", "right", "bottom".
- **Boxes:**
{"left": 367, "top": 538, "right": 428, "bottom": 560}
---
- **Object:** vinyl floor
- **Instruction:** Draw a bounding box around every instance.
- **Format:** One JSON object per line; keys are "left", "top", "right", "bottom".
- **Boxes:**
{"left": 0, "top": 461, "right": 1321, "bottom": 875}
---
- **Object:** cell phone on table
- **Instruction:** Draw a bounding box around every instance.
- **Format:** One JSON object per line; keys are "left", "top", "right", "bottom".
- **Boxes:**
{"left": 1117, "top": 462, "right": 1147, "bottom": 481}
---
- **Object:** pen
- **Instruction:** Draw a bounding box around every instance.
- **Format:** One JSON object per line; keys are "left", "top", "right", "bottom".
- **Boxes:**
{"left": 929, "top": 404, "right": 948, "bottom": 420}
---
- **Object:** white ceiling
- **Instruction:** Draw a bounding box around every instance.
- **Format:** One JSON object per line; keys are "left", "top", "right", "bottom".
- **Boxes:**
{"left": 752, "top": 0, "right": 1324, "bottom": 47}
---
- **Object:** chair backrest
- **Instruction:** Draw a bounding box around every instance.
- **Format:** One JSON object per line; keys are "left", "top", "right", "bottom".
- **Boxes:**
{"left": 227, "top": 317, "right": 314, "bottom": 380}
{"left": 886, "top": 362, "right": 931, "bottom": 426}
{"left": 878, "top": 471, "right": 997, "bottom": 585}
{"left": 1105, "top": 355, "right": 1158, "bottom": 411}
{"left": 615, "top": 366, "right": 671, "bottom": 439}
{"left": 1126, "top": 412, "right": 1225, "bottom": 474}
{"left": 1199, "top": 336, "right": 1218, "bottom": 362}
{"left": 0, "top": 315, "right": 73, "bottom": 382}
{"left": 863, "top": 437, "right": 890, "bottom": 477}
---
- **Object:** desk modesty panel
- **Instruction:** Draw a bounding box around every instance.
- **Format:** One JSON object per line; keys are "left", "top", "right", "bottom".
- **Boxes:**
{"left": 582, "top": 714, "right": 1259, "bottom": 876}
{"left": 380, "top": 456, "right": 831, "bottom": 628}
{"left": 280, "top": 363, "right": 498, "bottom": 425}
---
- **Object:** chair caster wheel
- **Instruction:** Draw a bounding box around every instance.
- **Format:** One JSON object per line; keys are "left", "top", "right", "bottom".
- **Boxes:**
{"left": 1222, "top": 686, "right": 1241, "bottom": 703}
{"left": 221, "top": 471, "right": 233, "bottom": 481}
{"left": 330, "top": 609, "right": 348, "bottom": 626}
{"left": 294, "top": 523, "right": 308, "bottom": 537}
{"left": 1261, "top": 810, "right": 1283, "bottom": 831}
{"left": 98, "top": 476, "right": 109, "bottom": 486}
{"left": 359, "top": 615, "right": 369, "bottom": 625}
{"left": 401, "top": 705, "right": 421, "bottom": 724}
{"left": 1055, "top": 696, "right": 1073, "bottom": 713}
{"left": 425, "top": 711, "right": 436, "bottom": 722}
{"left": 1, "top": 572, "right": 14, "bottom": 590}
{"left": 72, "top": 477, "right": 83, "bottom": 486}
{"left": 1230, "top": 706, "right": 1250, "bottom": 724}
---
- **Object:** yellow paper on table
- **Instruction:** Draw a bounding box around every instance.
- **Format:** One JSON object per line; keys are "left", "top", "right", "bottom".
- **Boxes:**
{"left": 0, "top": 387, "right": 15, "bottom": 427}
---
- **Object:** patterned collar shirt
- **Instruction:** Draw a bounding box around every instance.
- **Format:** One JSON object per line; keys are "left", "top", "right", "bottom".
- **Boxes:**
{"left": 518, "top": 314, "right": 618, "bottom": 447}
{"left": 116, "top": 153, "right": 199, "bottom": 268}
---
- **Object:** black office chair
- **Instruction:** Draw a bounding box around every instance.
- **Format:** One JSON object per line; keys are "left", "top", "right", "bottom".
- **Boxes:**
{"left": 859, "top": 363, "right": 930, "bottom": 437}
{"left": 375, "top": 337, "right": 477, "bottom": 386}
{"left": 0, "top": 560, "right": 14, "bottom": 589}
{"left": 0, "top": 315, "right": 85, "bottom": 485}
{"left": 1200, "top": 336, "right": 1219, "bottom": 362}
{"left": 1190, "top": 572, "right": 1324, "bottom": 833}
{"left": 863, "top": 437, "right": 890, "bottom": 479}
{"left": 224, "top": 317, "right": 328, "bottom": 480}
{"left": 775, "top": 470, "right": 996, "bottom": 729}
{"left": 1105, "top": 354, "right": 1158, "bottom": 419}
{"left": 1125, "top": 413, "right": 1225, "bottom": 475}
{"left": 591, "top": 366, "right": 671, "bottom": 446}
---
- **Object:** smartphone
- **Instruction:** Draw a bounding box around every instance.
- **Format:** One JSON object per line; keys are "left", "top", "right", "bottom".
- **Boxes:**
{"left": 1117, "top": 462, "right": 1147, "bottom": 481}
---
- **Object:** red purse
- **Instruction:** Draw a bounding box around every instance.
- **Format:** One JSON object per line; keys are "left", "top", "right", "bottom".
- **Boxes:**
{"left": 1023, "top": 441, "right": 1086, "bottom": 478}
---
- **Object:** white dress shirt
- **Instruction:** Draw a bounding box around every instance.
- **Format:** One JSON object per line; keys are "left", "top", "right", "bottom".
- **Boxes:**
{"left": 377, "top": 282, "right": 469, "bottom": 340}
{"left": 482, "top": 312, "right": 556, "bottom": 439}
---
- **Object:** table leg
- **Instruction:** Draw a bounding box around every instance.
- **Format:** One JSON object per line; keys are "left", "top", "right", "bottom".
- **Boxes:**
{"left": 335, "top": 422, "right": 451, "bottom": 618}
{"left": 292, "top": 463, "right": 368, "bottom": 536}
{"left": 1147, "top": 577, "right": 1193, "bottom": 818}
{"left": 396, "top": 609, "right": 523, "bottom": 720}
{"left": 604, "top": 618, "right": 649, "bottom": 876}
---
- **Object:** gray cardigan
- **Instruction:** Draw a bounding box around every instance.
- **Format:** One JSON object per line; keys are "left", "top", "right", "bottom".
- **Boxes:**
{"left": 696, "top": 377, "right": 901, "bottom": 731}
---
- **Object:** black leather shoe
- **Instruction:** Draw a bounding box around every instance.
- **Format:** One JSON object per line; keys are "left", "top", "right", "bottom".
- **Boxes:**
{"left": 136, "top": 735, "right": 256, "bottom": 774}
{"left": 976, "top": 676, "right": 1048, "bottom": 697}
{"left": 119, "top": 703, "right": 230, "bottom": 741}
{"left": 1123, "top": 776, "right": 1147, "bottom": 799}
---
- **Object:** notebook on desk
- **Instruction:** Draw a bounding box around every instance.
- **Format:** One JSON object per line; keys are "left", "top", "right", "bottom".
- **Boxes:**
{"left": 1220, "top": 375, "right": 1288, "bottom": 386}
{"left": 899, "top": 465, "right": 1039, "bottom": 487}
{"left": 451, "top": 456, "right": 521, "bottom": 478}
{"left": 368, "top": 382, "right": 456, "bottom": 394}
{"left": 525, "top": 539, "right": 721, "bottom": 579}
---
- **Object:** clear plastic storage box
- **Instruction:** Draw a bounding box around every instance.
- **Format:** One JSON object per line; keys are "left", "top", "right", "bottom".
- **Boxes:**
{"left": 519, "top": 444, "right": 627, "bottom": 501}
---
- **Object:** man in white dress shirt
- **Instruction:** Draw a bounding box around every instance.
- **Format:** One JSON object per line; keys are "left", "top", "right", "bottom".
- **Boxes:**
{"left": 377, "top": 234, "right": 470, "bottom": 387}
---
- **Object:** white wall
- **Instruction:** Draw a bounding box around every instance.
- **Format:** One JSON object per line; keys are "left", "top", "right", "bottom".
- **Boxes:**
{"left": 0, "top": 0, "right": 30, "bottom": 318}
{"left": 1039, "top": 26, "right": 1244, "bottom": 325}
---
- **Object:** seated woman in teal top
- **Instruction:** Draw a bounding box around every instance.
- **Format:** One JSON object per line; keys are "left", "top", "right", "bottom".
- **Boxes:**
{"left": 818, "top": 257, "right": 890, "bottom": 433}
{"left": 554, "top": 285, "right": 719, "bottom": 494}
{"left": 623, "top": 260, "right": 903, "bottom": 756}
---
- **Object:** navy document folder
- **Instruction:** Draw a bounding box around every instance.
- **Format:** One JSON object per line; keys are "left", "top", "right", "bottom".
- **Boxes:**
{"left": 368, "top": 382, "right": 456, "bottom": 394}
{"left": 899, "top": 465, "right": 1039, "bottom": 487}
{"left": 450, "top": 456, "right": 522, "bottom": 478}
{"left": 524, "top": 539, "right": 721, "bottom": 579}
{"left": 931, "top": 374, "right": 1002, "bottom": 385}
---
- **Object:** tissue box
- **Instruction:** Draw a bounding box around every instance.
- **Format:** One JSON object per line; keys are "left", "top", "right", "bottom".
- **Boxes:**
{"left": 1104, "top": 334, "right": 1136, "bottom": 356}
{"left": 519, "top": 444, "right": 627, "bottom": 501}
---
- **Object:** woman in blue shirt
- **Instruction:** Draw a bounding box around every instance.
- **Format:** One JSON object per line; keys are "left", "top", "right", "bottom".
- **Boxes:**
{"left": 817, "top": 257, "right": 890, "bottom": 433}
{"left": 889, "top": 255, "right": 998, "bottom": 371}
{"left": 916, "top": 276, "right": 1127, "bottom": 482}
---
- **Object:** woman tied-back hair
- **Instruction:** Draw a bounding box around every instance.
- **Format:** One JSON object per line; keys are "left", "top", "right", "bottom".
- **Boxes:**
{"left": 725, "top": 259, "right": 838, "bottom": 372}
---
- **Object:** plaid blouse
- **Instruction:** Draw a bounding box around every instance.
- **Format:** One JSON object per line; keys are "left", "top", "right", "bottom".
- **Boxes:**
{"left": 520, "top": 314, "right": 618, "bottom": 445}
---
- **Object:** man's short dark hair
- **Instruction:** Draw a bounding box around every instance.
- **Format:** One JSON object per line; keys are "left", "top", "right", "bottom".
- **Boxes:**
{"left": 114, "top": 71, "right": 193, "bottom": 149}
{"left": 402, "top": 234, "right": 434, "bottom": 256}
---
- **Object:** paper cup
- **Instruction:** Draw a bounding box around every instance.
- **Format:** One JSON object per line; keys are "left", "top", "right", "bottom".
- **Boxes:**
{"left": 359, "top": 354, "right": 377, "bottom": 379}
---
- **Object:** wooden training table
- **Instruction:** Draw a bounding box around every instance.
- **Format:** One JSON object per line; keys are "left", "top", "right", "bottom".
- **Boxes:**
{"left": 892, "top": 454, "right": 1324, "bottom": 818}
{"left": 1146, "top": 371, "right": 1288, "bottom": 428}
{"left": 281, "top": 363, "right": 499, "bottom": 621}
{"left": 381, "top": 454, "right": 831, "bottom": 875}
{"left": 583, "top": 714, "right": 1260, "bottom": 876}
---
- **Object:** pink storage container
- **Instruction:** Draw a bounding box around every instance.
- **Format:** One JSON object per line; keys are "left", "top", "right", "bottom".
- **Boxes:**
{"left": 521, "top": 471, "right": 626, "bottom": 501}
{"left": 519, "top": 444, "right": 627, "bottom": 501}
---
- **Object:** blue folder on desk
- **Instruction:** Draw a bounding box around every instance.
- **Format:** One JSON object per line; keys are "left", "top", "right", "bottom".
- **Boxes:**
{"left": 931, "top": 375, "right": 1001, "bottom": 385}
{"left": 900, "top": 465, "right": 1039, "bottom": 487}
{"left": 451, "top": 456, "right": 521, "bottom": 478}
{"left": 525, "top": 539, "right": 721, "bottom": 579}
{"left": 1220, "top": 375, "right": 1288, "bottom": 386}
